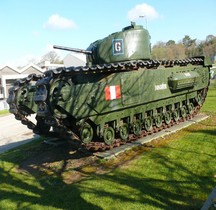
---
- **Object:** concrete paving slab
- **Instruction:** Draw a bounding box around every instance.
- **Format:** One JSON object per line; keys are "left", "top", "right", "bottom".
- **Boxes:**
{"left": 0, "top": 133, "right": 40, "bottom": 154}
{"left": 0, "top": 114, "right": 40, "bottom": 154}
{"left": 94, "top": 113, "right": 209, "bottom": 159}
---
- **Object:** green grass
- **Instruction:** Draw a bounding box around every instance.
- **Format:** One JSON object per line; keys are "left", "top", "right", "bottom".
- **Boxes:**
{"left": 0, "top": 83, "right": 216, "bottom": 209}
{"left": 0, "top": 109, "right": 9, "bottom": 115}
{"left": 201, "top": 79, "right": 216, "bottom": 114}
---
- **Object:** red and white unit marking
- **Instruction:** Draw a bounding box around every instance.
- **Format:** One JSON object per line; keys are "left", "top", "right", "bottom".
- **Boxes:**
{"left": 105, "top": 85, "right": 121, "bottom": 101}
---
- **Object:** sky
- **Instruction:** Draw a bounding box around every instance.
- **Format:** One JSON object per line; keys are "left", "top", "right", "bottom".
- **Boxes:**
{"left": 0, "top": 0, "right": 216, "bottom": 67}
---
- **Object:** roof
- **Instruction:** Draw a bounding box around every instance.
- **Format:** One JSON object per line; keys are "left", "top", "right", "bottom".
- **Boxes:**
{"left": 0, "top": 63, "right": 45, "bottom": 76}
{"left": 64, "top": 53, "right": 86, "bottom": 67}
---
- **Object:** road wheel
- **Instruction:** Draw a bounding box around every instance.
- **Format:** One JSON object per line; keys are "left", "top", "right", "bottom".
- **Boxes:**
{"left": 132, "top": 120, "right": 142, "bottom": 136}
{"left": 155, "top": 114, "right": 162, "bottom": 128}
{"left": 80, "top": 122, "right": 93, "bottom": 144}
{"left": 164, "top": 111, "right": 171, "bottom": 125}
{"left": 173, "top": 109, "right": 179, "bottom": 122}
{"left": 103, "top": 127, "right": 115, "bottom": 145}
{"left": 181, "top": 106, "right": 187, "bottom": 118}
{"left": 119, "top": 123, "right": 129, "bottom": 141}
{"left": 144, "top": 116, "right": 153, "bottom": 131}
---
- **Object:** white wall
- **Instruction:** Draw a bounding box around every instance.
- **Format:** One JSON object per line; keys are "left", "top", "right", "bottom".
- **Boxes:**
{"left": 1, "top": 74, "right": 29, "bottom": 98}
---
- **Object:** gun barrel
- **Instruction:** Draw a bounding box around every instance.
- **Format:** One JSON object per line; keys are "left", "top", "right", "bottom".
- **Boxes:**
{"left": 53, "top": 45, "right": 92, "bottom": 54}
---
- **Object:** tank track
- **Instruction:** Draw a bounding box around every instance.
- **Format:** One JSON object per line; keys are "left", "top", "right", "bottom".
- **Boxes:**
{"left": 45, "top": 57, "right": 204, "bottom": 77}
{"left": 7, "top": 57, "right": 209, "bottom": 152}
{"left": 7, "top": 74, "right": 44, "bottom": 131}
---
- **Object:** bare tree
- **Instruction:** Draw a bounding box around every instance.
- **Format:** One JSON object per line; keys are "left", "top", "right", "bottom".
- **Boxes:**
{"left": 39, "top": 51, "right": 63, "bottom": 64}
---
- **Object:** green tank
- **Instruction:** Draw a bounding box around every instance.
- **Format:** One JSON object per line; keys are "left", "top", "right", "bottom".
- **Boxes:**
{"left": 7, "top": 22, "right": 211, "bottom": 151}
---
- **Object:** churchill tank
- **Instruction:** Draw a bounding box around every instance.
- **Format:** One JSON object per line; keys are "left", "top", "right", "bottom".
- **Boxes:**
{"left": 7, "top": 22, "right": 211, "bottom": 151}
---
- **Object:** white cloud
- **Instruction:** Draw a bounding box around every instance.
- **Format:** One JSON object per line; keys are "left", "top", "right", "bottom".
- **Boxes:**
{"left": 128, "top": 3, "right": 159, "bottom": 21}
{"left": 44, "top": 14, "right": 76, "bottom": 30}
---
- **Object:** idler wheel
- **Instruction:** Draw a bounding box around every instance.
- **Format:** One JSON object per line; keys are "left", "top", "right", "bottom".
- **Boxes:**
{"left": 132, "top": 120, "right": 142, "bottom": 136}
{"left": 80, "top": 122, "right": 93, "bottom": 144}
{"left": 119, "top": 123, "right": 129, "bottom": 141}
{"left": 103, "top": 127, "right": 115, "bottom": 145}
{"left": 17, "top": 86, "right": 29, "bottom": 105}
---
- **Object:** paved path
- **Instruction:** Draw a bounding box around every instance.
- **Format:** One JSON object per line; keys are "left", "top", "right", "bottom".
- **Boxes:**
{"left": 0, "top": 114, "right": 39, "bottom": 154}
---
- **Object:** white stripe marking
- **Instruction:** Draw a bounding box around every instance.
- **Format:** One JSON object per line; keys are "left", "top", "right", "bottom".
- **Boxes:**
{"left": 110, "top": 86, "right": 116, "bottom": 100}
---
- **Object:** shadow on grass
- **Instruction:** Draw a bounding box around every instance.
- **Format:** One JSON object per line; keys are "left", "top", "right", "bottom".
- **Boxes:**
{"left": 0, "top": 130, "right": 215, "bottom": 210}
{"left": 76, "top": 144, "right": 215, "bottom": 209}
{"left": 74, "top": 128, "right": 216, "bottom": 210}
{"left": 0, "top": 166, "right": 102, "bottom": 210}
{"left": 0, "top": 140, "right": 102, "bottom": 210}
{"left": 193, "top": 128, "right": 216, "bottom": 136}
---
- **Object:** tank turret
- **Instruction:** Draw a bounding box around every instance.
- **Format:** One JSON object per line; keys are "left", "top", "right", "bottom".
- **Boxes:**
{"left": 54, "top": 22, "right": 151, "bottom": 65}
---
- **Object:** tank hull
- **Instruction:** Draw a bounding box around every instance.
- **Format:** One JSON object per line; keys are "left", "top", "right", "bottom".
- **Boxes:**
{"left": 44, "top": 61, "right": 209, "bottom": 140}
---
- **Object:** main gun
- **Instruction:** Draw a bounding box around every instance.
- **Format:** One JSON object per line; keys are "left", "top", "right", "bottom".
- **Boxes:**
{"left": 53, "top": 45, "right": 92, "bottom": 55}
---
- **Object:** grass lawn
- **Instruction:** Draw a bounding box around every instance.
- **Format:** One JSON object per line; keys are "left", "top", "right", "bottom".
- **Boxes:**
{"left": 0, "top": 109, "right": 9, "bottom": 116}
{"left": 0, "top": 81, "right": 215, "bottom": 210}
